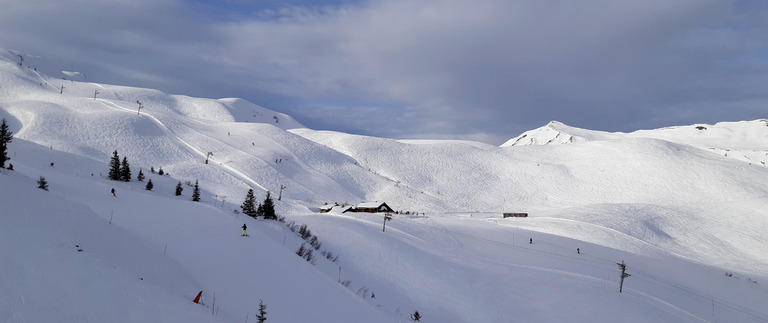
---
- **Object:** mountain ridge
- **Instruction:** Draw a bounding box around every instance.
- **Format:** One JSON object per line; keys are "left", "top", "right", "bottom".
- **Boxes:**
{"left": 2, "top": 50, "right": 768, "bottom": 322}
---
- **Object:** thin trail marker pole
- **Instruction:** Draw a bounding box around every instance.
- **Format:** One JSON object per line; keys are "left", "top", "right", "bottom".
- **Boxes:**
{"left": 617, "top": 261, "right": 631, "bottom": 293}
{"left": 382, "top": 213, "right": 392, "bottom": 232}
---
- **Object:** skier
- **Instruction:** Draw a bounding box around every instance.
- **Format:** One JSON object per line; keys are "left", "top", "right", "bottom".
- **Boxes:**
{"left": 241, "top": 223, "right": 248, "bottom": 236}
{"left": 111, "top": 188, "right": 116, "bottom": 197}
{"left": 6, "top": 163, "right": 12, "bottom": 170}
{"left": 529, "top": 238, "right": 533, "bottom": 244}
{"left": 577, "top": 248, "right": 580, "bottom": 254}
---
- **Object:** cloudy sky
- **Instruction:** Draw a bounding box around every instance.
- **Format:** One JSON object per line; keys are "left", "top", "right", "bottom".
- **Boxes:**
{"left": 1, "top": 0, "right": 766, "bottom": 144}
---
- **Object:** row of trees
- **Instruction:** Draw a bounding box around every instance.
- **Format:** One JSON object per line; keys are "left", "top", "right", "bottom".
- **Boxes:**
{"left": 8, "top": 117, "right": 412, "bottom": 322}
{"left": 241, "top": 189, "right": 276, "bottom": 219}
{"left": 173, "top": 180, "right": 201, "bottom": 202}
{"left": 108, "top": 150, "right": 132, "bottom": 182}
{"left": 110, "top": 150, "right": 200, "bottom": 201}
{"left": 2, "top": 116, "right": 276, "bottom": 323}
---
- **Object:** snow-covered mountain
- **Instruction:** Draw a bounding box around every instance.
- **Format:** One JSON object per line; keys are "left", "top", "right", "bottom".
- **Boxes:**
{"left": 2, "top": 50, "right": 768, "bottom": 322}
{"left": 502, "top": 119, "right": 768, "bottom": 165}
{"left": 501, "top": 120, "right": 611, "bottom": 145}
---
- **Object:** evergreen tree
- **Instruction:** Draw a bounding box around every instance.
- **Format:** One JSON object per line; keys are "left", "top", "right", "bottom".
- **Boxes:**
{"left": 158, "top": 167, "right": 164, "bottom": 175}
{"left": 0, "top": 118, "right": 13, "bottom": 168}
{"left": 256, "top": 299, "right": 267, "bottom": 323}
{"left": 410, "top": 310, "right": 421, "bottom": 322}
{"left": 192, "top": 180, "right": 200, "bottom": 202}
{"left": 37, "top": 176, "right": 49, "bottom": 191}
{"left": 137, "top": 168, "right": 145, "bottom": 182}
{"left": 241, "top": 189, "right": 257, "bottom": 217}
{"left": 175, "top": 181, "right": 183, "bottom": 196}
{"left": 120, "top": 157, "right": 131, "bottom": 182}
{"left": 262, "top": 191, "right": 276, "bottom": 220}
{"left": 255, "top": 203, "right": 264, "bottom": 218}
{"left": 145, "top": 179, "right": 154, "bottom": 191}
{"left": 150, "top": 166, "right": 155, "bottom": 173}
{"left": 108, "top": 150, "right": 121, "bottom": 180}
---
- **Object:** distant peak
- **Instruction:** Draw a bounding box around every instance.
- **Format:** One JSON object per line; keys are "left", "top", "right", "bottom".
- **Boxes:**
{"left": 501, "top": 121, "right": 611, "bottom": 147}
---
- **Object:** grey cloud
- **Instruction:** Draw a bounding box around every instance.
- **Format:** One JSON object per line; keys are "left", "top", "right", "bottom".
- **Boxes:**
{"left": 1, "top": 0, "right": 766, "bottom": 144}
{"left": 216, "top": 0, "right": 768, "bottom": 142}
{"left": 0, "top": 0, "right": 224, "bottom": 94}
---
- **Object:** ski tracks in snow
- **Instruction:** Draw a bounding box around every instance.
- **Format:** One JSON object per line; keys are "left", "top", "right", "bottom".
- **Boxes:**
{"left": 95, "top": 98, "right": 267, "bottom": 192}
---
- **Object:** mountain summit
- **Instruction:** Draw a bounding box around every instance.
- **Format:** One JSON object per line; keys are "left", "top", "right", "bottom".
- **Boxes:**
{"left": 501, "top": 120, "right": 616, "bottom": 146}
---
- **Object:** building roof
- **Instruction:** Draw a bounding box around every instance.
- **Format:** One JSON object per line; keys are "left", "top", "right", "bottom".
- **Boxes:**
{"left": 336, "top": 205, "right": 353, "bottom": 213}
{"left": 357, "top": 201, "right": 388, "bottom": 208}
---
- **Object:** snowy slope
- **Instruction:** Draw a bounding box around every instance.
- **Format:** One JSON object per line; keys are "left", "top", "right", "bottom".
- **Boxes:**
{"left": 2, "top": 50, "right": 768, "bottom": 322}
{"left": 0, "top": 167, "right": 210, "bottom": 323}
{"left": 290, "top": 128, "right": 768, "bottom": 273}
{"left": 502, "top": 119, "right": 768, "bottom": 166}
{"left": 1, "top": 138, "right": 394, "bottom": 323}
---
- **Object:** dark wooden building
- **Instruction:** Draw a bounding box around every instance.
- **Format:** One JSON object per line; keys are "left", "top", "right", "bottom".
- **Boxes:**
{"left": 349, "top": 201, "right": 394, "bottom": 213}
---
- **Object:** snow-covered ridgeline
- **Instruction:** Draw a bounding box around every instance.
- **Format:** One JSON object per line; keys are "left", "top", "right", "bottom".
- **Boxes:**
{"left": 2, "top": 50, "right": 768, "bottom": 322}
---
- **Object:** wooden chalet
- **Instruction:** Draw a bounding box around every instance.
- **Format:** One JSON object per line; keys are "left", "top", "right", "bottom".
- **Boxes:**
{"left": 318, "top": 203, "right": 353, "bottom": 214}
{"left": 346, "top": 201, "right": 394, "bottom": 213}
{"left": 319, "top": 203, "right": 337, "bottom": 213}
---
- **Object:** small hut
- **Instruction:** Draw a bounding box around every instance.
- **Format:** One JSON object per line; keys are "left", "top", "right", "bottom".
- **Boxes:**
{"left": 319, "top": 203, "right": 337, "bottom": 213}
{"left": 348, "top": 201, "right": 394, "bottom": 213}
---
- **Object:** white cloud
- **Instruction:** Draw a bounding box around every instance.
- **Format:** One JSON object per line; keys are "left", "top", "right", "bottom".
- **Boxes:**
{"left": 1, "top": 0, "right": 766, "bottom": 143}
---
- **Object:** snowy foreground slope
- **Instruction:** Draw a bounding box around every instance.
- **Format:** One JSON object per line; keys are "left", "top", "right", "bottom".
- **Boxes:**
{"left": 2, "top": 50, "right": 768, "bottom": 322}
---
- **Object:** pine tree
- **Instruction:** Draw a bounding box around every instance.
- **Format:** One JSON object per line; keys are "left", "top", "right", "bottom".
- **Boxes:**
{"left": 255, "top": 203, "right": 264, "bottom": 218}
{"left": 256, "top": 299, "right": 267, "bottom": 323}
{"left": 410, "top": 310, "right": 421, "bottom": 322}
{"left": 0, "top": 118, "right": 14, "bottom": 168}
{"left": 175, "top": 181, "right": 183, "bottom": 196}
{"left": 145, "top": 179, "right": 154, "bottom": 191}
{"left": 241, "top": 189, "right": 257, "bottom": 217}
{"left": 192, "top": 180, "right": 200, "bottom": 202}
{"left": 108, "top": 150, "right": 121, "bottom": 180}
{"left": 137, "top": 168, "right": 145, "bottom": 181}
{"left": 150, "top": 166, "right": 155, "bottom": 173}
{"left": 158, "top": 167, "right": 164, "bottom": 175}
{"left": 262, "top": 191, "right": 276, "bottom": 220}
{"left": 37, "top": 176, "right": 48, "bottom": 191}
{"left": 120, "top": 157, "right": 131, "bottom": 182}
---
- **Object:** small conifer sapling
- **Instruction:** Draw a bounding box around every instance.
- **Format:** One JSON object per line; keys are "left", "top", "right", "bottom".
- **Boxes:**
{"left": 192, "top": 180, "right": 201, "bottom": 202}
{"left": 256, "top": 299, "right": 267, "bottom": 323}
{"left": 37, "top": 176, "right": 49, "bottom": 191}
